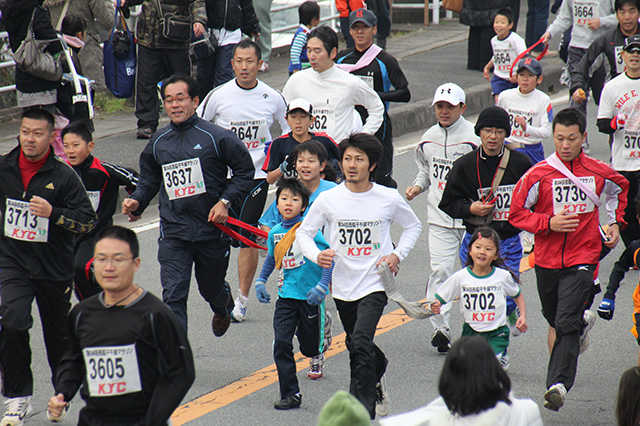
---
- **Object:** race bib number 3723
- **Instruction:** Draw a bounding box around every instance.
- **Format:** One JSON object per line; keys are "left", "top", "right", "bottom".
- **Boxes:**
{"left": 4, "top": 198, "right": 48, "bottom": 242}
{"left": 83, "top": 344, "right": 142, "bottom": 397}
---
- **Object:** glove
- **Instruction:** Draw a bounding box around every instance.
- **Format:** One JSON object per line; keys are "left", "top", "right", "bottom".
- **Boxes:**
{"left": 307, "top": 283, "right": 328, "bottom": 306}
{"left": 255, "top": 280, "right": 271, "bottom": 303}
{"left": 617, "top": 113, "right": 627, "bottom": 129}
{"left": 279, "top": 158, "right": 289, "bottom": 174}
{"left": 263, "top": 141, "right": 271, "bottom": 155}
{"left": 597, "top": 297, "right": 615, "bottom": 320}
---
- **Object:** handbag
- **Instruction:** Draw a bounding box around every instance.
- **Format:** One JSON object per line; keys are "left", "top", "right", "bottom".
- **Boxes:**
{"left": 156, "top": 0, "right": 192, "bottom": 42}
{"left": 12, "top": 10, "right": 63, "bottom": 82}
{"left": 189, "top": 30, "right": 217, "bottom": 62}
{"left": 442, "top": 0, "right": 463, "bottom": 13}
{"left": 103, "top": 1, "right": 136, "bottom": 98}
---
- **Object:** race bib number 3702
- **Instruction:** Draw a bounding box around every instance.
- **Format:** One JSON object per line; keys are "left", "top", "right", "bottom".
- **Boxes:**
{"left": 336, "top": 219, "right": 382, "bottom": 257}
{"left": 162, "top": 158, "right": 206, "bottom": 201}
{"left": 83, "top": 344, "right": 142, "bottom": 397}
{"left": 4, "top": 198, "right": 48, "bottom": 242}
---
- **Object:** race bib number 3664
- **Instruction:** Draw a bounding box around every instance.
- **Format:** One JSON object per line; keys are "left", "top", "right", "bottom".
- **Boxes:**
{"left": 574, "top": 0, "right": 598, "bottom": 26}
{"left": 336, "top": 219, "right": 382, "bottom": 257}
{"left": 162, "top": 158, "right": 206, "bottom": 201}
{"left": 4, "top": 198, "right": 48, "bottom": 242}
{"left": 83, "top": 344, "right": 142, "bottom": 397}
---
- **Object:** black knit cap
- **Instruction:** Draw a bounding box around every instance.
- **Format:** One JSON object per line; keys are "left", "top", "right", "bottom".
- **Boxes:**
{"left": 474, "top": 106, "right": 511, "bottom": 136}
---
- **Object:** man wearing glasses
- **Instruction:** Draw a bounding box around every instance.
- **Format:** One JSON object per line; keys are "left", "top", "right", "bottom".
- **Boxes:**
{"left": 122, "top": 74, "right": 255, "bottom": 336}
{"left": 439, "top": 105, "right": 532, "bottom": 284}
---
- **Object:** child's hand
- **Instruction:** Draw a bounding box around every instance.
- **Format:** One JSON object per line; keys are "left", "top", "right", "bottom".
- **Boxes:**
{"left": 516, "top": 316, "right": 527, "bottom": 333}
{"left": 483, "top": 67, "right": 491, "bottom": 81}
{"left": 514, "top": 116, "right": 527, "bottom": 131}
{"left": 255, "top": 280, "right": 271, "bottom": 303}
{"left": 509, "top": 73, "right": 517, "bottom": 84}
{"left": 430, "top": 301, "right": 441, "bottom": 314}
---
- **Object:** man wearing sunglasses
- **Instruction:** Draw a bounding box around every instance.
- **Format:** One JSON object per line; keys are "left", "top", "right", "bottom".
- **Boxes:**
{"left": 597, "top": 34, "right": 640, "bottom": 245}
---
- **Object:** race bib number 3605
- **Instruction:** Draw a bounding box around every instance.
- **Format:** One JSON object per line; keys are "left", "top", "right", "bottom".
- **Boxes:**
{"left": 336, "top": 219, "right": 382, "bottom": 257}
{"left": 162, "top": 158, "right": 206, "bottom": 201}
{"left": 83, "top": 344, "right": 142, "bottom": 397}
{"left": 4, "top": 198, "right": 48, "bottom": 242}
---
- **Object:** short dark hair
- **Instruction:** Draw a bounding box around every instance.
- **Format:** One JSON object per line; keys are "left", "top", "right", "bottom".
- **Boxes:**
{"left": 552, "top": 107, "right": 586, "bottom": 134}
{"left": 615, "top": 0, "right": 640, "bottom": 11}
{"left": 299, "top": 1, "right": 320, "bottom": 26}
{"left": 61, "top": 14, "right": 86, "bottom": 37}
{"left": 233, "top": 39, "right": 262, "bottom": 61}
{"left": 338, "top": 133, "right": 383, "bottom": 181}
{"left": 22, "top": 108, "right": 55, "bottom": 133}
{"left": 439, "top": 336, "right": 511, "bottom": 416}
{"left": 275, "top": 177, "right": 311, "bottom": 210}
{"left": 494, "top": 7, "right": 514, "bottom": 23}
{"left": 616, "top": 366, "right": 640, "bottom": 426}
{"left": 308, "top": 25, "right": 338, "bottom": 55}
{"left": 465, "top": 227, "right": 519, "bottom": 283}
{"left": 291, "top": 139, "right": 329, "bottom": 164}
{"left": 61, "top": 121, "right": 93, "bottom": 143}
{"left": 161, "top": 74, "right": 198, "bottom": 99}
{"left": 94, "top": 225, "right": 140, "bottom": 258}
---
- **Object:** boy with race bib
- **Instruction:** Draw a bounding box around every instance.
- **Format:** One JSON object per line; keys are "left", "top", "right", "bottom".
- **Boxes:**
{"left": 430, "top": 227, "right": 528, "bottom": 370}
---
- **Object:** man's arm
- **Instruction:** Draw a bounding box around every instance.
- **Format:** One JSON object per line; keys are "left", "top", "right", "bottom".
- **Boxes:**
{"left": 508, "top": 173, "right": 552, "bottom": 234}
{"left": 297, "top": 197, "right": 329, "bottom": 266}
{"left": 189, "top": 0, "right": 207, "bottom": 29}
{"left": 378, "top": 56, "right": 410, "bottom": 103}
{"left": 570, "top": 34, "right": 607, "bottom": 95}
{"left": 240, "top": 0, "right": 261, "bottom": 36}
{"left": 438, "top": 158, "right": 474, "bottom": 219}
{"left": 407, "top": 142, "right": 430, "bottom": 200}
{"left": 218, "top": 130, "right": 255, "bottom": 205}
{"left": 603, "top": 169, "right": 629, "bottom": 229}
{"left": 88, "top": 0, "right": 116, "bottom": 30}
{"left": 102, "top": 162, "right": 139, "bottom": 194}
{"left": 51, "top": 171, "right": 97, "bottom": 234}
{"left": 129, "top": 141, "right": 163, "bottom": 215}
{"left": 52, "top": 311, "right": 85, "bottom": 406}
{"left": 545, "top": 0, "right": 574, "bottom": 41}
{"left": 353, "top": 78, "right": 384, "bottom": 135}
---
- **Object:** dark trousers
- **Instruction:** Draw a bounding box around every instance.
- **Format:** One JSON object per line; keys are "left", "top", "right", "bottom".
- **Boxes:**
{"left": 535, "top": 264, "right": 595, "bottom": 391}
{"left": 273, "top": 297, "right": 323, "bottom": 398}
{"left": 334, "top": 291, "right": 388, "bottom": 419}
{"left": 158, "top": 238, "right": 233, "bottom": 332}
{"left": 78, "top": 408, "right": 143, "bottom": 425}
{"left": 195, "top": 43, "right": 235, "bottom": 101}
{"left": 340, "top": 17, "right": 355, "bottom": 49}
{"left": 73, "top": 238, "right": 101, "bottom": 301}
{"left": 467, "top": 26, "right": 495, "bottom": 71}
{"left": 510, "top": 0, "right": 521, "bottom": 31}
{"left": 620, "top": 170, "right": 640, "bottom": 246}
{"left": 526, "top": 0, "right": 550, "bottom": 50}
{"left": 375, "top": 118, "right": 397, "bottom": 188}
{"left": 135, "top": 45, "right": 190, "bottom": 131}
{"left": 568, "top": 46, "right": 606, "bottom": 115}
{"left": 0, "top": 267, "right": 72, "bottom": 397}
{"left": 365, "top": 0, "right": 391, "bottom": 40}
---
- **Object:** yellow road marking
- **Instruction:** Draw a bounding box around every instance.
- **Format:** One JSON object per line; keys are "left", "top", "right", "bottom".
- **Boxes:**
{"left": 171, "top": 308, "right": 414, "bottom": 425}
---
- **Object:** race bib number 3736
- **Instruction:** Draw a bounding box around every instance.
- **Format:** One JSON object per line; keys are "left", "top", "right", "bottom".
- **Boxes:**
{"left": 4, "top": 198, "right": 48, "bottom": 242}
{"left": 552, "top": 176, "right": 596, "bottom": 214}
{"left": 336, "top": 219, "right": 382, "bottom": 257}
{"left": 162, "top": 158, "right": 206, "bottom": 201}
{"left": 83, "top": 344, "right": 142, "bottom": 397}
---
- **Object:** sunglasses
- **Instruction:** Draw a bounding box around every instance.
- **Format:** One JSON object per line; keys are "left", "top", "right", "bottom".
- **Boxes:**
{"left": 625, "top": 46, "right": 640, "bottom": 54}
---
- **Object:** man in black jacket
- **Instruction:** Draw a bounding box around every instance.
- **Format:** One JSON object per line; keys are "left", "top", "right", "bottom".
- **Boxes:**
{"left": 196, "top": 0, "right": 260, "bottom": 100}
{"left": 122, "top": 74, "right": 255, "bottom": 335}
{"left": 0, "top": 108, "right": 97, "bottom": 425}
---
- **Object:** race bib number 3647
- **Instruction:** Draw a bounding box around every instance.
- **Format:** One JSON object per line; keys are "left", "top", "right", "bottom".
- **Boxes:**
{"left": 336, "top": 219, "right": 382, "bottom": 257}
{"left": 4, "top": 198, "right": 48, "bottom": 242}
{"left": 83, "top": 344, "right": 142, "bottom": 397}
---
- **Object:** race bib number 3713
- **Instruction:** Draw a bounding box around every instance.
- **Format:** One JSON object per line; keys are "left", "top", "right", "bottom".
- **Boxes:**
{"left": 336, "top": 219, "right": 382, "bottom": 257}
{"left": 83, "top": 344, "right": 142, "bottom": 397}
{"left": 4, "top": 198, "right": 48, "bottom": 242}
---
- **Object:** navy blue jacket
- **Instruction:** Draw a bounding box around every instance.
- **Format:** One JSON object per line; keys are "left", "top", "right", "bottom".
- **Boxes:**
{"left": 132, "top": 113, "right": 255, "bottom": 241}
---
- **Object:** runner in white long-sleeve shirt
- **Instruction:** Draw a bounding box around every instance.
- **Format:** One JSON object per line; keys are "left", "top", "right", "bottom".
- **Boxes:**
{"left": 297, "top": 133, "right": 421, "bottom": 419}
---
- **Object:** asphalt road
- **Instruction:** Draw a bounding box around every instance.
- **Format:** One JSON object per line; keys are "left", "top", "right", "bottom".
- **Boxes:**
{"left": 17, "top": 93, "right": 640, "bottom": 426}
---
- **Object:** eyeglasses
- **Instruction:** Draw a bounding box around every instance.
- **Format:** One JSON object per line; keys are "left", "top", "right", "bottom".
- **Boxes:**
{"left": 94, "top": 256, "right": 134, "bottom": 266}
{"left": 480, "top": 127, "right": 507, "bottom": 137}
{"left": 163, "top": 96, "right": 192, "bottom": 105}
{"left": 625, "top": 46, "right": 640, "bottom": 55}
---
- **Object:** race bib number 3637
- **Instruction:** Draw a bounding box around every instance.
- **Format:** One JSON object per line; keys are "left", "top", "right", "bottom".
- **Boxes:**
{"left": 336, "top": 219, "right": 382, "bottom": 257}
{"left": 162, "top": 158, "right": 206, "bottom": 201}
{"left": 83, "top": 344, "right": 142, "bottom": 397}
{"left": 4, "top": 198, "right": 48, "bottom": 242}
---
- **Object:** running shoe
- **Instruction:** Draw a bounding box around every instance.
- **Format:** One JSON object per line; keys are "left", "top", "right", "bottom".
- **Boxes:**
{"left": 430, "top": 329, "right": 451, "bottom": 353}
{"left": 308, "top": 354, "right": 324, "bottom": 380}
{"left": 544, "top": 383, "right": 567, "bottom": 411}
{"left": 323, "top": 310, "right": 333, "bottom": 350}
{"left": 212, "top": 312, "right": 231, "bottom": 337}
{"left": 579, "top": 310, "right": 597, "bottom": 354}
{"left": 508, "top": 307, "right": 521, "bottom": 337}
{"left": 1, "top": 396, "right": 33, "bottom": 426}
{"left": 231, "top": 291, "right": 249, "bottom": 323}
{"left": 274, "top": 393, "right": 301, "bottom": 410}
{"left": 375, "top": 375, "right": 390, "bottom": 416}
{"left": 499, "top": 350, "right": 509, "bottom": 371}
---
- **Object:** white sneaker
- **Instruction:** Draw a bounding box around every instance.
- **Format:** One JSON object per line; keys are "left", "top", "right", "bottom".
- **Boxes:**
{"left": 47, "top": 403, "right": 70, "bottom": 422}
{"left": 579, "top": 310, "right": 596, "bottom": 354}
{"left": 1, "top": 396, "right": 33, "bottom": 426}
{"left": 544, "top": 383, "right": 567, "bottom": 411}
{"left": 307, "top": 354, "right": 324, "bottom": 380}
{"left": 498, "top": 350, "right": 509, "bottom": 371}
{"left": 230, "top": 291, "right": 249, "bottom": 323}
{"left": 375, "top": 375, "right": 390, "bottom": 416}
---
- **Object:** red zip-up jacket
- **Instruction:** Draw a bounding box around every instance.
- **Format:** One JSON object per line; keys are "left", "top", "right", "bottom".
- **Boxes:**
{"left": 509, "top": 151, "right": 628, "bottom": 269}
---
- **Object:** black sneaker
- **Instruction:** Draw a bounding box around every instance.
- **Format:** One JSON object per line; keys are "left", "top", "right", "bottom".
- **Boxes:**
{"left": 136, "top": 127, "right": 154, "bottom": 139}
{"left": 431, "top": 329, "right": 452, "bottom": 353}
{"left": 212, "top": 313, "right": 231, "bottom": 337}
{"left": 274, "top": 393, "right": 301, "bottom": 410}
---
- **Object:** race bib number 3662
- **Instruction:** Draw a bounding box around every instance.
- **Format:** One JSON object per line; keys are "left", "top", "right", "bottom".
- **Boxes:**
{"left": 162, "top": 158, "right": 206, "bottom": 201}
{"left": 335, "top": 219, "right": 382, "bottom": 257}
{"left": 4, "top": 198, "right": 48, "bottom": 242}
{"left": 83, "top": 344, "right": 142, "bottom": 397}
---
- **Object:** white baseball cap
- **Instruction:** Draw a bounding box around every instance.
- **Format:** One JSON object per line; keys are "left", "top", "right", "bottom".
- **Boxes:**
{"left": 286, "top": 98, "right": 313, "bottom": 115}
{"left": 431, "top": 83, "right": 466, "bottom": 106}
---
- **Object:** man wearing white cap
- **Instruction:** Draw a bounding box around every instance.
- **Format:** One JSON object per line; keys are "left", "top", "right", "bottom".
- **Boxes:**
{"left": 405, "top": 83, "right": 480, "bottom": 353}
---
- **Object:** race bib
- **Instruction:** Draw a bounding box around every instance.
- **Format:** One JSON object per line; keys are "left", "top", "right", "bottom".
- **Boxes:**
{"left": 615, "top": 46, "right": 625, "bottom": 75}
{"left": 461, "top": 284, "right": 503, "bottom": 324}
{"left": 309, "top": 107, "right": 336, "bottom": 137}
{"left": 431, "top": 156, "right": 453, "bottom": 192}
{"left": 4, "top": 198, "right": 48, "bottom": 242}
{"left": 357, "top": 75, "right": 374, "bottom": 89}
{"left": 162, "top": 158, "right": 206, "bottom": 201}
{"left": 476, "top": 185, "right": 515, "bottom": 221}
{"left": 552, "top": 176, "right": 596, "bottom": 214}
{"left": 574, "top": 0, "right": 599, "bottom": 26}
{"left": 230, "top": 119, "right": 269, "bottom": 151}
{"left": 507, "top": 110, "right": 535, "bottom": 139}
{"left": 335, "top": 219, "right": 382, "bottom": 257}
{"left": 274, "top": 233, "right": 305, "bottom": 270}
{"left": 621, "top": 129, "right": 640, "bottom": 159}
{"left": 83, "top": 344, "right": 142, "bottom": 397}
{"left": 86, "top": 190, "right": 100, "bottom": 212}
{"left": 493, "top": 48, "right": 516, "bottom": 73}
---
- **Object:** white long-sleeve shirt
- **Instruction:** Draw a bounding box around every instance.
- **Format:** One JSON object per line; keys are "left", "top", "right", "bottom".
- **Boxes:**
{"left": 498, "top": 88, "right": 553, "bottom": 146}
{"left": 282, "top": 65, "right": 384, "bottom": 143}
{"left": 197, "top": 79, "right": 290, "bottom": 179}
{"left": 547, "top": 0, "right": 616, "bottom": 49}
{"left": 297, "top": 183, "right": 422, "bottom": 301}
{"left": 412, "top": 116, "right": 479, "bottom": 228}
{"left": 491, "top": 32, "right": 527, "bottom": 80}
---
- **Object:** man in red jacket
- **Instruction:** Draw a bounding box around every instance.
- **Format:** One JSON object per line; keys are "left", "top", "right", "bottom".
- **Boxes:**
{"left": 510, "top": 107, "right": 628, "bottom": 411}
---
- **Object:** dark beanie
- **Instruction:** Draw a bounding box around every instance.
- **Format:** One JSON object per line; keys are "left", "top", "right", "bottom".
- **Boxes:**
{"left": 474, "top": 106, "right": 511, "bottom": 136}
